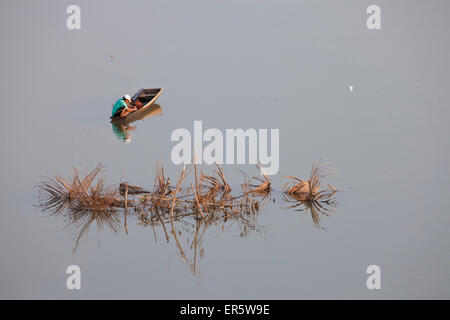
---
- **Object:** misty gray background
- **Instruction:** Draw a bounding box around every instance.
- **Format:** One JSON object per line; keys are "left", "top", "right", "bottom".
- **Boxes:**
{"left": 0, "top": 0, "right": 449, "bottom": 299}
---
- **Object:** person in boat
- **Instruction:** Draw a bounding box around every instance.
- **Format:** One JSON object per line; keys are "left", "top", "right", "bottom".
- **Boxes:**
{"left": 112, "top": 94, "right": 137, "bottom": 118}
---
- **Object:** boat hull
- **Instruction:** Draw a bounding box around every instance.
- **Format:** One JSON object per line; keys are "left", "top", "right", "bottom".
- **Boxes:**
{"left": 111, "top": 88, "right": 163, "bottom": 121}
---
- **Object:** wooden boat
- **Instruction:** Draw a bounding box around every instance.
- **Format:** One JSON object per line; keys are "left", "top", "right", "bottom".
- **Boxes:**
{"left": 111, "top": 104, "right": 162, "bottom": 142}
{"left": 112, "top": 104, "right": 162, "bottom": 125}
{"left": 111, "top": 88, "right": 163, "bottom": 121}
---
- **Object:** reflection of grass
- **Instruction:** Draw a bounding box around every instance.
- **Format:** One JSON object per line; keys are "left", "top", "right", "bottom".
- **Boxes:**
{"left": 65, "top": 209, "right": 122, "bottom": 253}
{"left": 282, "top": 197, "right": 337, "bottom": 229}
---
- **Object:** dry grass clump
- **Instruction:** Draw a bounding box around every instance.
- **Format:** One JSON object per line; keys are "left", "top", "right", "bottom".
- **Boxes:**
{"left": 282, "top": 161, "right": 338, "bottom": 228}
{"left": 199, "top": 164, "right": 232, "bottom": 202}
{"left": 38, "top": 164, "right": 123, "bottom": 252}
{"left": 245, "top": 164, "right": 272, "bottom": 195}
{"left": 153, "top": 162, "right": 172, "bottom": 197}
{"left": 37, "top": 160, "right": 340, "bottom": 269}
{"left": 39, "top": 161, "right": 338, "bottom": 221}
{"left": 282, "top": 160, "right": 337, "bottom": 202}
{"left": 38, "top": 164, "right": 119, "bottom": 214}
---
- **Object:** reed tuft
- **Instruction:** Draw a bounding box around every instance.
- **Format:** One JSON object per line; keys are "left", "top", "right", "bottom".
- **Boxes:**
{"left": 38, "top": 164, "right": 119, "bottom": 213}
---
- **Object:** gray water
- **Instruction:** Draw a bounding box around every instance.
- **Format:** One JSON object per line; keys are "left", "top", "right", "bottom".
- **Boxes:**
{"left": 1, "top": 0, "right": 449, "bottom": 299}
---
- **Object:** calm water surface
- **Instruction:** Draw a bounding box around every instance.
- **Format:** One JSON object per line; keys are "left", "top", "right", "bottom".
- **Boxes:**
{"left": 1, "top": 0, "right": 449, "bottom": 299}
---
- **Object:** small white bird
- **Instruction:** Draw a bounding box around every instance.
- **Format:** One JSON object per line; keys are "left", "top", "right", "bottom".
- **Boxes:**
{"left": 349, "top": 86, "right": 354, "bottom": 92}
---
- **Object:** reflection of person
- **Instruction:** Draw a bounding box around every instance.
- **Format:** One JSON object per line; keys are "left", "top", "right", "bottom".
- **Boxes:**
{"left": 111, "top": 122, "right": 136, "bottom": 143}
{"left": 112, "top": 94, "right": 137, "bottom": 118}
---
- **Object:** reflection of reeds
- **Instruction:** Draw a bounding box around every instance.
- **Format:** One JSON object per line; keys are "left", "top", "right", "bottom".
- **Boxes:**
{"left": 64, "top": 209, "right": 121, "bottom": 253}
{"left": 282, "top": 197, "right": 337, "bottom": 229}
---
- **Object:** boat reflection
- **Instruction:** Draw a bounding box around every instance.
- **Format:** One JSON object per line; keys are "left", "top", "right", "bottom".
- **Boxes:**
{"left": 111, "top": 104, "right": 162, "bottom": 143}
